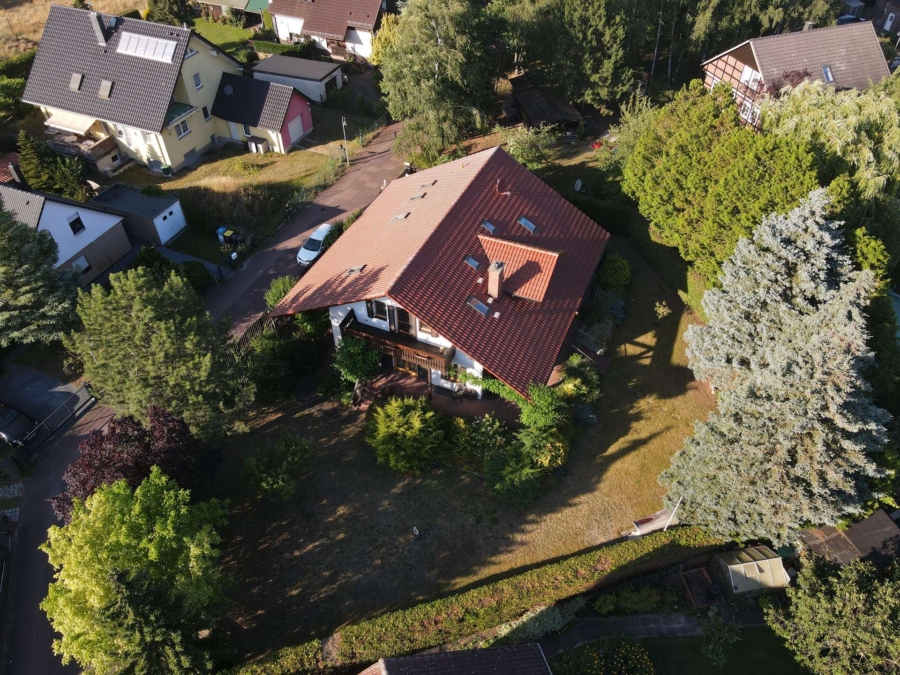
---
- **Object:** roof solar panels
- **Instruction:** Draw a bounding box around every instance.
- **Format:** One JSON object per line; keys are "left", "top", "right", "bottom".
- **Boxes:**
{"left": 482, "top": 220, "right": 496, "bottom": 234}
{"left": 467, "top": 295, "right": 490, "bottom": 317}
{"left": 517, "top": 216, "right": 537, "bottom": 234}
{"left": 116, "top": 32, "right": 178, "bottom": 63}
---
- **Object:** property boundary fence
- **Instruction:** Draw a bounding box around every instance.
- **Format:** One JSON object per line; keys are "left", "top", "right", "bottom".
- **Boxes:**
{"left": 16, "top": 384, "right": 96, "bottom": 462}
{"left": 358, "top": 113, "right": 390, "bottom": 147}
{"left": 227, "top": 309, "right": 276, "bottom": 364}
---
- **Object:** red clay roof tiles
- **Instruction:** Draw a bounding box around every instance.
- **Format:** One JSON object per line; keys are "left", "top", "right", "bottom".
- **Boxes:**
{"left": 273, "top": 147, "right": 609, "bottom": 397}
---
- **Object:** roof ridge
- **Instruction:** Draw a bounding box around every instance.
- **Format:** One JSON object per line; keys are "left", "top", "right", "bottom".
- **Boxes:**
{"left": 749, "top": 20, "right": 872, "bottom": 44}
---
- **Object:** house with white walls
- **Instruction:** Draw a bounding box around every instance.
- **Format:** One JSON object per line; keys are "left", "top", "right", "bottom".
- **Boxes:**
{"left": 268, "top": 0, "right": 386, "bottom": 59}
{"left": 0, "top": 183, "right": 130, "bottom": 285}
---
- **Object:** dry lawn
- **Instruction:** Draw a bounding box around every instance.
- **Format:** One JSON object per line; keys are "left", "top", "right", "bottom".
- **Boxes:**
{"left": 209, "top": 236, "right": 715, "bottom": 660}
{"left": 0, "top": 0, "right": 146, "bottom": 58}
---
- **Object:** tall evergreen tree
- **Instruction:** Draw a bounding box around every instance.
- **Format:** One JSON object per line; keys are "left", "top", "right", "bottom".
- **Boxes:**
{"left": 660, "top": 191, "right": 891, "bottom": 544}
{"left": 0, "top": 207, "right": 79, "bottom": 348}
{"left": 147, "top": 0, "right": 193, "bottom": 27}
{"left": 17, "top": 131, "right": 89, "bottom": 201}
{"left": 63, "top": 268, "right": 249, "bottom": 438}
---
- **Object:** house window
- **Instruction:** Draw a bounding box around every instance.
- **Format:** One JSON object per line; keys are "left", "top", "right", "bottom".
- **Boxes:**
{"left": 739, "top": 64, "right": 761, "bottom": 90}
{"left": 111, "top": 153, "right": 120, "bottom": 163}
{"left": 193, "top": 73, "right": 203, "bottom": 90}
{"left": 822, "top": 65, "right": 834, "bottom": 84}
{"left": 162, "top": 215, "right": 168, "bottom": 221}
{"left": 738, "top": 98, "right": 761, "bottom": 126}
{"left": 202, "top": 106, "right": 211, "bottom": 121}
{"left": 365, "top": 299, "right": 388, "bottom": 321}
{"left": 174, "top": 120, "right": 191, "bottom": 138}
{"left": 242, "top": 124, "right": 252, "bottom": 137}
{"left": 169, "top": 210, "right": 174, "bottom": 216}
{"left": 67, "top": 213, "right": 86, "bottom": 235}
{"left": 71, "top": 254, "right": 91, "bottom": 274}
{"left": 396, "top": 308, "right": 413, "bottom": 335}
{"left": 467, "top": 295, "right": 490, "bottom": 317}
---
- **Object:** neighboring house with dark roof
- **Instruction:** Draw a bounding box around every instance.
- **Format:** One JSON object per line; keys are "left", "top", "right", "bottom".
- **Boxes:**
{"left": 22, "top": 5, "right": 249, "bottom": 174}
{"left": 0, "top": 183, "right": 130, "bottom": 285}
{"left": 211, "top": 73, "right": 312, "bottom": 154}
{"left": 199, "top": 0, "right": 267, "bottom": 20}
{"left": 0, "top": 153, "right": 19, "bottom": 184}
{"left": 252, "top": 55, "right": 343, "bottom": 103}
{"left": 269, "top": 0, "right": 386, "bottom": 59}
{"left": 272, "top": 147, "right": 609, "bottom": 399}
{"left": 357, "top": 644, "right": 553, "bottom": 675}
{"left": 509, "top": 74, "right": 583, "bottom": 133}
{"left": 702, "top": 22, "right": 890, "bottom": 126}
{"left": 90, "top": 182, "right": 187, "bottom": 245}
{"left": 800, "top": 509, "right": 900, "bottom": 568}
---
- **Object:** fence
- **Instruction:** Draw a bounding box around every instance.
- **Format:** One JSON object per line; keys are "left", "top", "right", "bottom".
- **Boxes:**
{"left": 16, "top": 384, "right": 96, "bottom": 462}
{"left": 357, "top": 113, "right": 390, "bottom": 148}
{"left": 227, "top": 309, "right": 276, "bottom": 364}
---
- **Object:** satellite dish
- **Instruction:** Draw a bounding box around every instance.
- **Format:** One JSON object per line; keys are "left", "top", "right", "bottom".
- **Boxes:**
{"left": 224, "top": 84, "right": 234, "bottom": 96}
{"left": 574, "top": 179, "right": 583, "bottom": 193}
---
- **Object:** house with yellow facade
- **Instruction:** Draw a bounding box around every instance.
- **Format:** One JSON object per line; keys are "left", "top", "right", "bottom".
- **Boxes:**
{"left": 22, "top": 6, "right": 283, "bottom": 174}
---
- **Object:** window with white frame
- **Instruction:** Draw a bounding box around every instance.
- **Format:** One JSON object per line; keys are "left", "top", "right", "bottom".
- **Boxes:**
{"left": 67, "top": 213, "right": 86, "bottom": 235}
{"left": 739, "top": 98, "right": 760, "bottom": 126}
{"left": 202, "top": 106, "right": 211, "bottom": 121}
{"left": 242, "top": 123, "right": 251, "bottom": 137}
{"left": 822, "top": 65, "right": 835, "bottom": 84}
{"left": 174, "top": 120, "right": 191, "bottom": 138}
{"left": 193, "top": 73, "right": 202, "bottom": 90}
{"left": 739, "top": 64, "right": 761, "bottom": 90}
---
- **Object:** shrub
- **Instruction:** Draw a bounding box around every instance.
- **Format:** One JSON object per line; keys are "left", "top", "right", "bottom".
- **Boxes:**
{"left": 264, "top": 275, "right": 299, "bottom": 311}
{"left": 334, "top": 336, "right": 380, "bottom": 384}
{"left": 243, "top": 434, "right": 313, "bottom": 500}
{"left": 520, "top": 384, "right": 569, "bottom": 430}
{"left": 485, "top": 446, "right": 544, "bottom": 507}
{"left": 367, "top": 396, "right": 445, "bottom": 473}
{"left": 0, "top": 50, "right": 36, "bottom": 79}
{"left": 558, "top": 354, "right": 601, "bottom": 404}
{"left": 317, "top": 369, "right": 355, "bottom": 406}
{"left": 131, "top": 246, "right": 177, "bottom": 281}
{"left": 497, "top": 124, "right": 557, "bottom": 170}
{"left": 493, "top": 597, "right": 586, "bottom": 645}
{"left": 233, "top": 527, "right": 719, "bottom": 674}
{"left": 551, "top": 637, "right": 655, "bottom": 675}
{"left": 597, "top": 252, "right": 632, "bottom": 289}
{"left": 244, "top": 327, "right": 321, "bottom": 403}
{"left": 140, "top": 184, "right": 165, "bottom": 197}
{"left": 593, "top": 594, "right": 616, "bottom": 615}
{"left": 517, "top": 426, "right": 568, "bottom": 469}
{"left": 701, "top": 613, "right": 741, "bottom": 668}
{"left": 253, "top": 38, "right": 317, "bottom": 59}
{"left": 451, "top": 413, "right": 513, "bottom": 464}
{"left": 179, "top": 261, "right": 215, "bottom": 296}
{"left": 294, "top": 309, "right": 330, "bottom": 338}
{"left": 235, "top": 47, "right": 260, "bottom": 67}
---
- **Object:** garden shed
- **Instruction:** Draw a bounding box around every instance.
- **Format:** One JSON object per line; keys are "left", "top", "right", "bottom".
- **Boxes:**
{"left": 252, "top": 56, "right": 343, "bottom": 103}
{"left": 709, "top": 546, "right": 789, "bottom": 600}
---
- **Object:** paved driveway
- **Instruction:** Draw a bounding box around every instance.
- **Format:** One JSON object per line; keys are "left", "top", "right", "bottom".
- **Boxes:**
{"left": 205, "top": 122, "right": 405, "bottom": 336}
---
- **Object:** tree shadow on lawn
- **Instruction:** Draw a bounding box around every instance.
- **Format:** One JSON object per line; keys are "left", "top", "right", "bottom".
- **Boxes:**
{"left": 212, "top": 238, "right": 714, "bottom": 661}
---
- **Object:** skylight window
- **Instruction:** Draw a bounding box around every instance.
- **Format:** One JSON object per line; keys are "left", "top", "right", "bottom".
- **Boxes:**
{"left": 69, "top": 73, "right": 83, "bottom": 92}
{"left": 517, "top": 216, "right": 537, "bottom": 234}
{"left": 420, "top": 180, "right": 437, "bottom": 188}
{"left": 467, "top": 295, "right": 490, "bottom": 317}
{"left": 409, "top": 193, "right": 426, "bottom": 200}
{"left": 464, "top": 255, "right": 480, "bottom": 270}
{"left": 346, "top": 264, "right": 366, "bottom": 276}
{"left": 481, "top": 220, "right": 496, "bottom": 234}
{"left": 116, "top": 32, "right": 178, "bottom": 63}
{"left": 391, "top": 213, "right": 410, "bottom": 222}
{"left": 822, "top": 65, "right": 834, "bottom": 84}
{"left": 98, "top": 80, "right": 113, "bottom": 99}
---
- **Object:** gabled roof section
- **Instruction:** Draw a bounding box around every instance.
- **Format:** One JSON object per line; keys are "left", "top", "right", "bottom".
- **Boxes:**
{"left": 252, "top": 55, "right": 342, "bottom": 81}
{"left": 268, "top": 0, "right": 383, "bottom": 39}
{"left": 0, "top": 153, "right": 20, "bottom": 185}
{"left": 477, "top": 235, "right": 560, "bottom": 302}
{"left": 0, "top": 184, "right": 46, "bottom": 229}
{"left": 211, "top": 73, "right": 295, "bottom": 131}
{"left": 273, "top": 147, "right": 609, "bottom": 398}
{"left": 22, "top": 6, "right": 192, "bottom": 133}
{"left": 703, "top": 22, "right": 889, "bottom": 91}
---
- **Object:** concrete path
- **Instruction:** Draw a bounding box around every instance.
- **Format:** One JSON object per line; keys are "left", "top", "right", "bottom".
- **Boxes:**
{"left": 205, "top": 122, "right": 405, "bottom": 336}
{"left": 540, "top": 614, "right": 704, "bottom": 658}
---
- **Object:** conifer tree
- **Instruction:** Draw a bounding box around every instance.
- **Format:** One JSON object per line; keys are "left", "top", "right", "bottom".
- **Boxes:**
{"left": 147, "top": 0, "right": 193, "bottom": 27}
{"left": 660, "top": 191, "right": 891, "bottom": 544}
{"left": 0, "top": 207, "right": 79, "bottom": 348}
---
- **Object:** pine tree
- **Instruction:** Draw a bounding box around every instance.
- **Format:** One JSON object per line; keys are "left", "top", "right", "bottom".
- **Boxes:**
{"left": 660, "top": 191, "right": 891, "bottom": 544}
{"left": 146, "top": 0, "right": 193, "bottom": 27}
{"left": 63, "top": 268, "right": 249, "bottom": 438}
{"left": 17, "top": 130, "right": 57, "bottom": 193}
{"left": 0, "top": 207, "right": 79, "bottom": 348}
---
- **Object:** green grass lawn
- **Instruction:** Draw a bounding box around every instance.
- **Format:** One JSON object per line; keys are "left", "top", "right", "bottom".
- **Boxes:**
{"left": 644, "top": 628, "right": 805, "bottom": 675}
{"left": 191, "top": 18, "right": 252, "bottom": 54}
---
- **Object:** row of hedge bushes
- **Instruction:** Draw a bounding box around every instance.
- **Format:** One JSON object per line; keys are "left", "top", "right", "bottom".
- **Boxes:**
{"left": 234, "top": 526, "right": 721, "bottom": 674}
{"left": 252, "top": 39, "right": 318, "bottom": 59}
{"left": 0, "top": 50, "right": 36, "bottom": 79}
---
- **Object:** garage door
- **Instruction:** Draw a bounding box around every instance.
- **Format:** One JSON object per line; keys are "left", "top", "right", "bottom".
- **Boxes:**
{"left": 287, "top": 116, "right": 305, "bottom": 145}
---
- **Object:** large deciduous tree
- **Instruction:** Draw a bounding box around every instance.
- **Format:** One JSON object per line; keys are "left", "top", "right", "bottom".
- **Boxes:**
{"left": 41, "top": 468, "right": 226, "bottom": 673}
{"left": 51, "top": 407, "right": 200, "bottom": 521}
{"left": 147, "top": 0, "right": 193, "bottom": 27}
{"left": 380, "top": 0, "right": 493, "bottom": 162}
{"left": 63, "top": 268, "right": 249, "bottom": 438}
{"left": 0, "top": 207, "right": 79, "bottom": 348}
{"left": 765, "top": 556, "right": 900, "bottom": 675}
{"left": 660, "top": 191, "right": 891, "bottom": 544}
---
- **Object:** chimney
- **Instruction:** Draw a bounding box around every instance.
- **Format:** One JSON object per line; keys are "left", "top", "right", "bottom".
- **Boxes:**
{"left": 803, "top": 21, "right": 814, "bottom": 32}
{"left": 8, "top": 163, "right": 28, "bottom": 189}
{"left": 488, "top": 261, "right": 505, "bottom": 299}
{"left": 90, "top": 12, "right": 108, "bottom": 46}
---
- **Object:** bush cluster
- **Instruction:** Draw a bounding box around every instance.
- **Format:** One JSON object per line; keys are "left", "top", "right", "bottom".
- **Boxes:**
{"left": 243, "top": 434, "right": 313, "bottom": 500}
{"left": 253, "top": 39, "right": 318, "bottom": 59}
{"left": 367, "top": 396, "right": 445, "bottom": 472}
{"left": 597, "top": 252, "right": 632, "bottom": 289}
{"left": 550, "top": 637, "right": 656, "bottom": 675}
{"left": 244, "top": 325, "right": 323, "bottom": 403}
{"left": 129, "top": 248, "right": 216, "bottom": 296}
{"left": 234, "top": 527, "right": 719, "bottom": 674}
{"left": 592, "top": 584, "right": 677, "bottom": 616}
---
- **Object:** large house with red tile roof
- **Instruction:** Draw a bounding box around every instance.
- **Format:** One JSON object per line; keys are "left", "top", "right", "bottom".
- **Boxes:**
{"left": 272, "top": 147, "right": 610, "bottom": 399}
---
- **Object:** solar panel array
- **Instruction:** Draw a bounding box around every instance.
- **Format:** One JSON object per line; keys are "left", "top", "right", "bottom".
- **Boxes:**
{"left": 116, "top": 32, "right": 178, "bottom": 63}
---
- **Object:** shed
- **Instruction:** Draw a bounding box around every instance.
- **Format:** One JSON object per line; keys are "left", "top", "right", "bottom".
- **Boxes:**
{"left": 90, "top": 183, "right": 186, "bottom": 246}
{"left": 509, "top": 73, "right": 583, "bottom": 132}
{"left": 709, "top": 546, "right": 790, "bottom": 599}
{"left": 252, "top": 56, "right": 343, "bottom": 103}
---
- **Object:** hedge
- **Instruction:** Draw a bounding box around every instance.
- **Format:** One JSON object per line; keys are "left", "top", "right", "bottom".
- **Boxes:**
{"left": 234, "top": 526, "right": 720, "bottom": 674}
{"left": 0, "top": 50, "right": 36, "bottom": 79}
{"left": 252, "top": 40, "right": 317, "bottom": 59}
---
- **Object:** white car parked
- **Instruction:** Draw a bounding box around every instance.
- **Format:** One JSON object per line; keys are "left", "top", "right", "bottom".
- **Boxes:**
{"left": 297, "top": 223, "right": 334, "bottom": 267}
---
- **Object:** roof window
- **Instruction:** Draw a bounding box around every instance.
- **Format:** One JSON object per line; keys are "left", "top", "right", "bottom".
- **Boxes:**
{"left": 69, "top": 73, "right": 83, "bottom": 92}
{"left": 346, "top": 264, "right": 366, "bottom": 276}
{"left": 481, "top": 220, "right": 496, "bottom": 234}
{"left": 98, "top": 80, "right": 113, "bottom": 99}
{"left": 391, "top": 213, "right": 410, "bottom": 222}
{"left": 517, "top": 216, "right": 537, "bottom": 234}
{"left": 116, "top": 32, "right": 178, "bottom": 63}
{"left": 822, "top": 65, "right": 835, "bottom": 84}
{"left": 467, "top": 295, "right": 490, "bottom": 317}
{"left": 420, "top": 180, "right": 436, "bottom": 188}
{"left": 464, "top": 255, "right": 480, "bottom": 270}
{"left": 409, "top": 193, "right": 426, "bottom": 200}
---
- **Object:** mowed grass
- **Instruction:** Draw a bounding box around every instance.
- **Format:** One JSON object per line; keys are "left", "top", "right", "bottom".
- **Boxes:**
{"left": 0, "top": 0, "right": 145, "bottom": 58}
{"left": 207, "top": 235, "right": 715, "bottom": 660}
{"left": 191, "top": 18, "right": 251, "bottom": 54}
{"left": 644, "top": 628, "right": 805, "bottom": 675}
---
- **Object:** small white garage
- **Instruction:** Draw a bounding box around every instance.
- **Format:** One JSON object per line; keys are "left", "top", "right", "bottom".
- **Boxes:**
{"left": 90, "top": 183, "right": 187, "bottom": 246}
{"left": 252, "top": 55, "right": 343, "bottom": 104}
